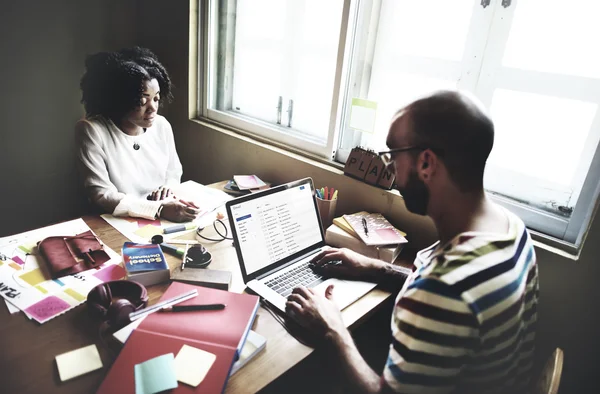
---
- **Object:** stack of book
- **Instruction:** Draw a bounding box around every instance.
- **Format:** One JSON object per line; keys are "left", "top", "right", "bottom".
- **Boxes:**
{"left": 325, "top": 211, "right": 407, "bottom": 263}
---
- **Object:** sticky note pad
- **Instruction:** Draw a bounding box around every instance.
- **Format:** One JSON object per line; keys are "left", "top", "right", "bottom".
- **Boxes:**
{"left": 135, "top": 353, "right": 178, "bottom": 394}
{"left": 134, "top": 224, "right": 164, "bottom": 239}
{"left": 349, "top": 98, "right": 377, "bottom": 134}
{"left": 174, "top": 345, "right": 216, "bottom": 387}
{"left": 55, "top": 344, "right": 103, "bottom": 381}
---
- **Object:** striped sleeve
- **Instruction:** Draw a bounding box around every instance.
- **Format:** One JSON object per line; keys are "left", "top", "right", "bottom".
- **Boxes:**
{"left": 383, "top": 278, "right": 478, "bottom": 393}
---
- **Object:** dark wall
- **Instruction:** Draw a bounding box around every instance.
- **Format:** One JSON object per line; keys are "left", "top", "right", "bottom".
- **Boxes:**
{"left": 0, "top": 0, "right": 137, "bottom": 236}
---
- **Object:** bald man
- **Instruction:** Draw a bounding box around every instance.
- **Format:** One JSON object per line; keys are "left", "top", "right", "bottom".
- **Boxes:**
{"left": 286, "top": 91, "right": 539, "bottom": 393}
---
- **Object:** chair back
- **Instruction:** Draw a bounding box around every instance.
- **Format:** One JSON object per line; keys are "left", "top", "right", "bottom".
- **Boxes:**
{"left": 532, "top": 348, "right": 563, "bottom": 394}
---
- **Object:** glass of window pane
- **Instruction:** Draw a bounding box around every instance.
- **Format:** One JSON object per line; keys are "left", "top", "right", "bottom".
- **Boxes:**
{"left": 485, "top": 89, "right": 598, "bottom": 208}
{"left": 503, "top": 0, "right": 600, "bottom": 79}
{"left": 223, "top": 0, "right": 343, "bottom": 141}
{"left": 338, "top": 0, "right": 476, "bottom": 155}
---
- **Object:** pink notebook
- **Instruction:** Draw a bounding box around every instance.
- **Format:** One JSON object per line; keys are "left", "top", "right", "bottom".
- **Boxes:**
{"left": 343, "top": 213, "right": 408, "bottom": 246}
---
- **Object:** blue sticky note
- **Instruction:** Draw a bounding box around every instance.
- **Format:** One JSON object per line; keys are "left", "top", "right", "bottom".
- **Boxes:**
{"left": 135, "top": 353, "right": 178, "bottom": 394}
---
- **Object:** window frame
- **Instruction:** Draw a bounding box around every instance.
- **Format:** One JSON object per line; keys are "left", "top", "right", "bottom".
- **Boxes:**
{"left": 197, "top": 0, "right": 600, "bottom": 251}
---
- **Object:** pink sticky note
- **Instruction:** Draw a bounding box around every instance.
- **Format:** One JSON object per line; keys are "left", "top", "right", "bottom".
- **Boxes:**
{"left": 25, "top": 296, "right": 70, "bottom": 323}
{"left": 93, "top": 264, "right": 126, "bottom": 282}
{"left": 137, "top": 218, "right": 162, "bottom": 228}
{"left": 12, "top": 256, "right": 25, "bottom": 266}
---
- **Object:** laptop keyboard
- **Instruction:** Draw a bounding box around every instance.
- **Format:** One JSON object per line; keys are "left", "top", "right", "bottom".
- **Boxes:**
{"left": 264, "top": 262, "right": 324, "bottom": 297}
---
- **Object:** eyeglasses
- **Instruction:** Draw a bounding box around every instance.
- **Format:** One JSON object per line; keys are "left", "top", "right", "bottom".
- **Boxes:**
{"left": 377, "top": 146, "right": 425, "bottom": 167}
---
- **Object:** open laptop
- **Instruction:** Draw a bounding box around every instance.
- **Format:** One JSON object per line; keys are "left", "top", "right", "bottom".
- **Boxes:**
{"left": 226, "top": 177, "right": 377, "bottom": 313}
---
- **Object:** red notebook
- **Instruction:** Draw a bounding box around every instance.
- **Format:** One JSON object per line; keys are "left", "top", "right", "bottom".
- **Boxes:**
{"left": 96, "top": 282, "right": 259, "bottom": 394}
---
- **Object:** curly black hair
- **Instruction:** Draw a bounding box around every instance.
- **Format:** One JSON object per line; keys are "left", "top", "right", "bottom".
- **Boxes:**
{"left": 80, "top": 47, "right": 174, "bottom": 121}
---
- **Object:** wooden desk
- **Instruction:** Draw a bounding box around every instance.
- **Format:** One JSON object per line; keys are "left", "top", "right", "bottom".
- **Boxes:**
{"left": 1, "top": 212, "right": 414, "bottom": 394}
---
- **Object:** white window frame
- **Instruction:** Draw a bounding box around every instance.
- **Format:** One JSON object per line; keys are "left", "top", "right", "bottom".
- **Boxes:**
{"left": 197, "top": 0, "right": 600, "bottom": 251}
{"left": 200, "top": 0, "right": 354, "bottom": 160}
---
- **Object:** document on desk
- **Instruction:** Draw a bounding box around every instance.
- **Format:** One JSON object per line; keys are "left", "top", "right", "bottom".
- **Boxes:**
{"left": 102, "top": 181, "right": 233, "bottom": 244}
{"left": 0, "top": 218, "right": 123, "bottom": 323}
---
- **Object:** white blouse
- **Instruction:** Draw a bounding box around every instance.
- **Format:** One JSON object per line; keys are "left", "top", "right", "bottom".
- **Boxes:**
{"left": 75, "top": 115, "right": 183, "bottom": 219}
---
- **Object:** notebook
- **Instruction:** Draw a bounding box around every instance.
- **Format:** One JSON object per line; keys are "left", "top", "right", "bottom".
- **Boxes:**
{"left": 343, "top": 213, "right": 408, "bottom": 247}
{"left": 97, "top": 282, "right": 259, "bottom": 394}
{"left": 226, "top": 177, "right": 377, "bottom": 313}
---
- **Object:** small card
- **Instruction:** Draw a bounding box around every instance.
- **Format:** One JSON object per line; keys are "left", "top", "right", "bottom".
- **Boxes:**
{"left": 135, "top": 353, "right": 178, "bottom": 394}
{"left": 55, "top": 344, "right": 103, "bottom": 381}
{"left": 174, "top": 344, "right": 216, "bottom": 387}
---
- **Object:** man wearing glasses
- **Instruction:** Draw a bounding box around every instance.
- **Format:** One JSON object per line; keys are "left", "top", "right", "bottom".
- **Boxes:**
{"left": 286, "top": 90, "right": 539, "bottom": 393}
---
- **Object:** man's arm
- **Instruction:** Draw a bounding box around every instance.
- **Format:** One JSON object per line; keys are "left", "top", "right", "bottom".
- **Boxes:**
{"left": 311, "top": 248, "right": 411, "bottom": 288}
{"left": 326, "top": 328, "right": 391, "bottom": 394}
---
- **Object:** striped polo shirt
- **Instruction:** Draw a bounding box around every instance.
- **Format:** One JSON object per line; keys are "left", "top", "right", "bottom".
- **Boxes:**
{"left": 383, "top": 208, "right": 538, "bottom": 393}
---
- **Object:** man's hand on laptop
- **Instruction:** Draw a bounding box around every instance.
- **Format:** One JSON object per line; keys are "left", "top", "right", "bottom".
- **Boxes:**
{"left": 309, "top": 248, "right": 382, "bottom": 279}
{"left": 285, "top": 285, "right": 345, "bottom": 339}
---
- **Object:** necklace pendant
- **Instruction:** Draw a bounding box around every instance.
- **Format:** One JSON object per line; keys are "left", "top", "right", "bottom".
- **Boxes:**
{"left": 133, "top": 143, "right": 140, "bottom": 150}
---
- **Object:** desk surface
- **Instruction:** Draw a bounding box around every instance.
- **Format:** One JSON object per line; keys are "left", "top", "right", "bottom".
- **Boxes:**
{"left": 1, "top": 188, "right": 414, "bottom": 394}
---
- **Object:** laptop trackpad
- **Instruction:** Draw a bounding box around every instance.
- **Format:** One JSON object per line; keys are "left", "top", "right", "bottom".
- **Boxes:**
{"left": 312, "top": 278, "right": 377, "bottom": 310}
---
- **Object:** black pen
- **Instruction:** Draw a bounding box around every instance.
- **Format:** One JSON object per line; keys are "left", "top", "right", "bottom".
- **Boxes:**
{"left": 160, "top": 304, "right": 226, "bottom": 312}
{"left": 362, "top": 217, "right": 369, "bottom": 236}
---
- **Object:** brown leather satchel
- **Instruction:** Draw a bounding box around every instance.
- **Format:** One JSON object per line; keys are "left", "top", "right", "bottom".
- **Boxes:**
{"left": 38, "top": 230, "right": 110, "bottom": 278}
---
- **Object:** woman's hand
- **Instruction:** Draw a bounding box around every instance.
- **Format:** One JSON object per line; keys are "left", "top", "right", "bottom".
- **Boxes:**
{"left": 148, "top": 186, "right": 173, "bottom": 201}
{"left": 309, "top": 247, "right": 382, "bottom": 279}
{"left": 159, "top": 200, "right": 199, "bottom": 222}
{"left": 285, "top": 285, "right": 345, "bottom": 338}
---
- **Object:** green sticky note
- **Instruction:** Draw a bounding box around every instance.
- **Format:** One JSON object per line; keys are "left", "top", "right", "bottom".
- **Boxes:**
{"left": 19, "top": 242, "right": 37, "bottom": 254}
{"left": 349, "top": 98, "right": 377, "bottom": 134}
{"left": 135, "top": 353, "right": 178, "bottom": 394}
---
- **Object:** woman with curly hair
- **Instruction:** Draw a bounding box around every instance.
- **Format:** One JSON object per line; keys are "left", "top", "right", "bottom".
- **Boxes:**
{"left": 76, "top": 47, "right": 198, "bottom": 222}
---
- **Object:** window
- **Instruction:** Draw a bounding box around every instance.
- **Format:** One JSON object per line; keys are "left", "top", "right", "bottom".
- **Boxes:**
{"left": 199, "top": 0, "right": 600, "bottom": 248}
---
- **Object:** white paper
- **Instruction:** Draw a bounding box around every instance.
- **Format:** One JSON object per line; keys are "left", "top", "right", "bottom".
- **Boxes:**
{"left": 102, "top": 181, "right": 232, "bottom": 244}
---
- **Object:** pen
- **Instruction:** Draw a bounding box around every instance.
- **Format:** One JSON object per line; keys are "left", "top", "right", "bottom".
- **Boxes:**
{"left": 161, "top": 304, "right": 226, "bottom": 312}
{"left": 332, "top": 190, "right": 338, "bottom": 200}
{"left": 163, "top": 223, "right": 196, "bottom": 234}
{"left": 362, "top": 217, "right": 369, "bottom": 236}
{"left": 129, "top": 289, "right": 198, "bottom": 321}
{"left": 324, "top": 186, "right": 329, "bottom": 200}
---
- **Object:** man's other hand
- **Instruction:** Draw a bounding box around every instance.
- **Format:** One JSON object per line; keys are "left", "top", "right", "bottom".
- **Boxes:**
{"left": 285, "top": 285, "right": 345, "bottom": 339}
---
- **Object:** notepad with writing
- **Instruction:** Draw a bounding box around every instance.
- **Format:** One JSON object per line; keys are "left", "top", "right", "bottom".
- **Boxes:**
{"left": 343, "top": 213, "right": 408, "bottom": 246}
{"left": 97, "top": 282, "right": 259, "bottom": 394}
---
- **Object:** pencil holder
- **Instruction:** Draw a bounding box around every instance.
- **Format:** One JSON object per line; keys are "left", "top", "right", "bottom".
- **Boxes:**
{"left": 316, "top": 197, "right": 337, "bottom": 229}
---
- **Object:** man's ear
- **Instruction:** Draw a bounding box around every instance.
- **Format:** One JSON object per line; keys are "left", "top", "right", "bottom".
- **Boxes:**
{"left": 418, "top": 149, "right": 437, "bottom": 181}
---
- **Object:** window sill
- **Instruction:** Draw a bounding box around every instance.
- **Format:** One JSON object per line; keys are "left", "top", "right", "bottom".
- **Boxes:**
{"left": 191, "top": 117, "right": 345, "bottom": 171}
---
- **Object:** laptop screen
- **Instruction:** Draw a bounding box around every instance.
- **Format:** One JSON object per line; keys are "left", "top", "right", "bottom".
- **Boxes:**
{"left": 227, "top": 179, "right": 324, "bottom": 278}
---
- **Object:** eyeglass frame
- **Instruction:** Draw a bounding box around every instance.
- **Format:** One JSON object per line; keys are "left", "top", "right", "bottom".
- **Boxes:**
{"left": 377, "top": 146, "right": 425, "bottom": 167}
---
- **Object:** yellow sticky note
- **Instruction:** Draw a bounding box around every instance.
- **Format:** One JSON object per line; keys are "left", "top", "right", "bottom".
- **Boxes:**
{"left": 134, "top": 224, "right": 163, "bottom": 240}
{"left": 20, "top": 269, "right": 46, "bottom": 286}
{"left": 55, "top": 344, "right": 103, "bottom": 381}
{"left": 64, "top": 288, "right": 86, "bottom": 302}
{"left": 35, "top": 285, "right": 48, "bottom": 294}
{"left": 174, "top": 345, "right": 216, "bottom": 387}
